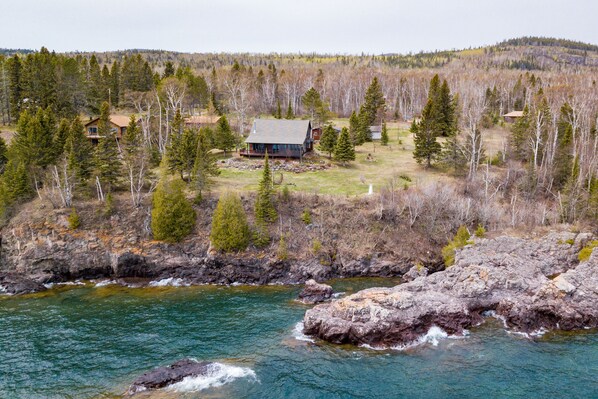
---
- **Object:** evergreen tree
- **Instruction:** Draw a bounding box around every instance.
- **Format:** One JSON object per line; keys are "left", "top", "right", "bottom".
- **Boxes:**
{"left": 436, "top": 80, "right": 456, "bottom": 137}
{"left": 412, "top": 99, "right": 442, "bottom": 167}
{"left": 109, "top": 61, "right": 121, "bottom": 107}
{"left": 0, "top": 137, "right": 7, "bottom": 170}
{"left": 53, "top": 118, "right": 70, "bottom": 160}
{"left": 348, "top": 110, "right": 360, "bottom": 146}
{"left": 151, "top": 174, "right": 196, "bottom": 243}
{"left": 285, "top": 101, "right": 294, "bottom": 119}
{"left": 362, "top": 77, "right": 386, "bottom": 126}
{"left": 510, "top": 105, "right": 531, "bottom": 161}
{"left": 318, "top": 125, "right": 338, "bottom": 158}
{"left": 380, "top": 122, "right": 389, "bottom": 145}
{"left": 275, "top": 100, "right": 282, "bottom": 119}
{"left": 167, "top": 111, "right": 197, "bottom": 180}
{"left": 0, "top": 159, "right": 31, "bottom": 204}
{"left": 302, "top": 87, "right": 322, "bottom": 121}
{"left": 210, "top": 191, "right": 250, "bottom": 252}
{"left": 334, "top": 127, "right": 355, "bottom": 165}
{"left": 11, "top": 107, "right": 56, "bottom": 170}
{"left": 162, "top": 61, "right": 175, "bottom": 79}
{"left": 65, "top": 116, "right": 93, "bottom": 181}
{"left": 553, "top": 102, "right": 574, "bottom": 190}
{"left": 93, "top": 102, "right": 121, "bottom": 191}
{"left": 7, "top": 54, "right": 23, "bottom": 120}
{"left": 356, "top": 105, "right": 372, "bottom": 144}
{"left": 214, "top": 115, "right": 236, "bottom": 155}
{"left": 191, "top": 129, "right": 220, "bottom": 196}
{"left": 255, "top": 151, "right": 277, "bottom": 223}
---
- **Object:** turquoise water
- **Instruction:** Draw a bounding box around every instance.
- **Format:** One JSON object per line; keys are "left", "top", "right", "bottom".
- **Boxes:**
{"left": 1, "top": 278, "right": 597, "bottom": 399}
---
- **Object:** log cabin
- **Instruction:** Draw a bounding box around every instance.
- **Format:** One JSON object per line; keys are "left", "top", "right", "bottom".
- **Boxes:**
{"left": 242, "top": 119, "right": 313, "bottom": 159}
{"left": 184, "top": 114, "right": 221, "bottom": 129}
{"left": 85, "top": 115, "right": 130, "bottom": 144}
{"left": 503, "top": 110, "right": 524, "bottom": 123}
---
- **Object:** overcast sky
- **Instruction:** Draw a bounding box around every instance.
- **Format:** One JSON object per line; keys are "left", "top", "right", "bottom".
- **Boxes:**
{"left": 2, "top": 0, "right": 597, "bottom": 54}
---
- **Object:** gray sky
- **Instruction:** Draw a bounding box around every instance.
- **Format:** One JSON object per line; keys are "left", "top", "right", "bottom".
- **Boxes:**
{"left": 2, "top": 0, "right": 597, "bottom": 54}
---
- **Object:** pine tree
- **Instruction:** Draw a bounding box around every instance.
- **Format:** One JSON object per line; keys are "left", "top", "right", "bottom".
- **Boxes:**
{"left": 553, "top": 102, "right": 574, "bottom": 191}
{"left": 0, "top": 137, "right": 7, "bottom": 170}
{"left": 255, "top": 151, "right": 277, "bottom": 223}
{"left": 65, "top": 116, "right": 94, "bottom": 181}
{"left": 214, "top": 115, "right": 236, "bottom": 155}
{"left": 510, "top": 105, "right": 531, "bottom": 161}
{"left": 93, "top": 102, "right": 121, "bottom": 191}
{"left": 151, "top": 174, "right": 196, "bottom": 243}
{"left": 53, "top": 118, "right": 70, "bottom": 161}
{"left": 380, "top": 122, "right": 389, "bottom": 146}
{"left": 318, "top": 125, "right": 338, "bottom": 158}
{"left": 362, "top": 77, "right": 386, "bottom": 126}
{"left": 7, "top": 54, "right": 23, "bottom": 121}
{"left": 275, "top": 100, "right": 282, "bottom": 119}
{"left": 11, "top": 107, "right": 56, "bottom": 170}
{"left": 109, "top": 61, "right": 121, "bottom": 107}
{"left": 285, "top": 101, "right": 294, "bottom": 119}
{"left": 210, "top": 191, "right": 250, "bottom": 252}
{"left": 302, "top": 87, "right": 322, "bottom": 121}
{"left": 191, "top": 129, "right": 220, "bottom": 196}
{"left": 348, "top": 110, "right": 360, "bottom": 146}
{"left": 0, "top": 159, "right": 31, "bottom": 204}
{"left": 162, "top": 61, "right": 175, "bottom": 79}
{"left": 334, "top": 127, "right": 355, "bottom": 165}
{"left": 412, "top": 99, "right": 442, "bottom": 167}
{"left": 356, "top": 105, "right": 372, "bottom": 144}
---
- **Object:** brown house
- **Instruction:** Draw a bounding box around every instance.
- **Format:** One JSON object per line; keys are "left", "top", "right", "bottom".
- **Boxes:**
{"left": 241, "top": 119, "right": 313, "bottom": 159}
{"left": 85, "top": 115, "right": 130, "bottom": 143}
{"left": 184, "top": 115, "right": 221, "bottom": 128}
{"left": 503, "top": 111, "right": 524, "bottom": 123}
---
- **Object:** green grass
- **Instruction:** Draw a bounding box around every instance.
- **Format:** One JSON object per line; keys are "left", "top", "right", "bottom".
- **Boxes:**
{"left": 213, "top": 122, "right": 452, "bottom": 196}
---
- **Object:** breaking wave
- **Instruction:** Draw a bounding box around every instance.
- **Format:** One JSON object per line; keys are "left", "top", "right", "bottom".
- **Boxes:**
{"left": 149, "top": 277, "right": 189, "bottom": 287}
{"left": 292, "top": 322, "right": 315, "bottom": 343}
{"left": 165, "top": 362, "right": 257, "bottom": 392}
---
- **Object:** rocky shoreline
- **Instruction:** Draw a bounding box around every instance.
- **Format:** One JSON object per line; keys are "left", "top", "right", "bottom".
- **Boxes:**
{"left": 303, "top": 232, "right": 598, "bottom": 347}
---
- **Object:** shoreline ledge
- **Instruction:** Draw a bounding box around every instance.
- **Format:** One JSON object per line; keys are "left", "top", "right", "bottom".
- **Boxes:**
{"left": 303, "top": 232, "right": 598, "bottom": 347}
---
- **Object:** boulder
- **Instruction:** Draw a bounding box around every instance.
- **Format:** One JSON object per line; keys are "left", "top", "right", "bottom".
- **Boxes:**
{"left": 0, "top": 272, "right": 47, "bottom": 295}
{"left": 126, "top": 359, "right": 211, "bottom": 396}
{"left": 297, "top": 279, "right": 334, "bottom": 304}
{"left": 303, "top": 232, "right": 598, "bottom": 347}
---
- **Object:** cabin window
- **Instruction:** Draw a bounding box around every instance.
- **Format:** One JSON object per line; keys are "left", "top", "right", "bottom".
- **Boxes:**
{"left": 272, "top": 144, "right": 279, "bottom": 153}
{"left": 88, "top": 127, "right": 97, "bottom": 134}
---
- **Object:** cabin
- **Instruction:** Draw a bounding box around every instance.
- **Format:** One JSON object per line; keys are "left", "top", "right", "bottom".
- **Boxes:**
{"left": 311, "top": 127, "right": 322, "bottom": 141}
{"left": 242, "top": 119, "right": 313, "bottom": 159}
{"left": 184, "top": 114, "right": 221, "bottom": 128}
{"left": 85, "top": 115, "right": 130, "bottom": 144}
{"left": 503, "top": 111, "right": 524, "bottom": 123}
{"left": 370, "top": 126, "right": 382, "bottom": 140}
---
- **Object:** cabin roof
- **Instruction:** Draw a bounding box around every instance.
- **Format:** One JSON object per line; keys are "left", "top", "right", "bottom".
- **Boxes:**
{"left": 503, "top": 111, "right": 524, "bottom": 118}
{"left": 85, "top": 115, "right": 130, "bottom": 128}
{"left": 185, "top": 115, "right": 221, "bottom": 125}
{"left": 246, "top": 119, "right": 311, "bottom": 145}
{"left": 370, "top": 125, "right": 382, "bottom": 133}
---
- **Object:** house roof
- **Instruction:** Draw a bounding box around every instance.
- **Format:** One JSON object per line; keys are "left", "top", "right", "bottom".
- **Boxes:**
{"left": 246, "top": 119, "right": 312, "bottom": 145}
{"left": 503, "top": 111, "right": 524, "bottom": 118}
{"left": 85, "top": 115, "right": 131, "bottom": 128}
{"left": 185, "top": 115, "right": 221, "bottom": 125}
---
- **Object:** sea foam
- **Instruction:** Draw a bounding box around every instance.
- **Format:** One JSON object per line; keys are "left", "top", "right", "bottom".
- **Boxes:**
{"left": 165, "top": 362, "right": 257, "bottom": 392}
{"left": 148, "top": 277, "right": 188, "bottom": 287}
{"left": 292, "top": 322, "right": 315, "bottom": 343}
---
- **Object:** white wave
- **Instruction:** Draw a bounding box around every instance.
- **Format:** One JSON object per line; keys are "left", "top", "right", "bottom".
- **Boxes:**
{"left": 149, "top": 277, "right": 189, "bottom": 287}
{"left": 292, "top": 322, "right": 315, "bottom": 343}
{"left": 390, "top": 326, "right": 456, "bottom": 351}
{"left": 482, "top": 310, "right": 508, "bottom": 328}
{"left": 43, "top": 283, "right": 54, "bottom": 289}
{"left": 332, "top": 292, "right": 345, "bottom": 298}
{"left": 0, "top": 285, "right": 9, "bottom": 294}
{"left": 94, "top": 280, "right": 117, "bottom": 288}
{"left": 166, "top": 362, "right": 257, "bottom": 393}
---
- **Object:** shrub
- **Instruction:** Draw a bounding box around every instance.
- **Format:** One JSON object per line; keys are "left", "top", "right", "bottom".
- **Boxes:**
{"left": 474, "top": 225, "right": 486, "bottom": 238}
{"left": 103, "top": 192, "right": 114, "bottom": 217}
{"left": 301, "top": 208, "right": 312, "bottom": 225}
{"left": 442, "top": 225, "right": 471, "bottom": 267}
{"left": 252, "top": 220, "right": 271, "bottom": 248}
{"left": 311, "top": 238, "right": 322, "bottom": 254}
{"left": 68, "top": 208, "right": 80, "bottom": 230}
{"left": 578, "top": 240, "right": 598, "bottom": 262}
{"left": 277, "top": 234, "right": 288, "bottom": 261}
{"left": 151, "top": 178, "right": 196, "bottom": 243}
{"left": 280, "top": 184, "right": 291, "bottom": 202}
{"left": 210, "top": 192, "right": 250, "bottom": 252}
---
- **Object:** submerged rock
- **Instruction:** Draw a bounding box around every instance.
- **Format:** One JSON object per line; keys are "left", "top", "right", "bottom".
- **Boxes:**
{"left": 0, "top": 272, "right": 46, "bottom": 295}
{"left": 297, "top": 279, "right": 334, "bottom": 304}
{"left": 126, "top": 359, "right": 211, "bottom": 396}
{"left": 303, "top": 232, "right": 598, "bottom": 347}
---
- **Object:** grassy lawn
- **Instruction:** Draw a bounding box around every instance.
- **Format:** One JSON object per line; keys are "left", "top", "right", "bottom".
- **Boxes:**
{"left": 213, "top": 122, "right": 453, "bottom": 196}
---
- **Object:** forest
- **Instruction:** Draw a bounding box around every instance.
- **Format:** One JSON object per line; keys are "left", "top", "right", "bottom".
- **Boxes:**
{"left": 0, "top": 38, "right": 596, "bottom": 251}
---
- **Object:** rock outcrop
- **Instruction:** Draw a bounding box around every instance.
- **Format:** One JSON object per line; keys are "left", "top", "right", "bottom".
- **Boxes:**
{"left": 126, "top": 359, "right": 211, "bottom": 396}
{"left": 0, "top": 272, "right": 47, "bottom": 295}
{"left": 297, "top": 279, "right": 334, "bottom": 304}
{"left": 303, "top": 232, "right": 598, "bottom": 347}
